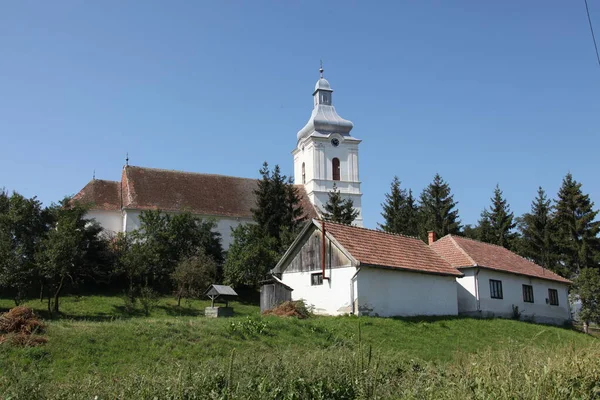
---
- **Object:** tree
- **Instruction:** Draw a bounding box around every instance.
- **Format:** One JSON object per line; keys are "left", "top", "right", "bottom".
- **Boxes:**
{"left": 126, "top": 210, "right": 223, "bottom": 291}
{"left": 0, "top": 190, "right": 47, "bottom": 304}
{"left": 554, "top": 173, "right": 600, "bottom": 276}
{"left": 223, "top": 224, "right": 279, "bottom": 288}
{"left": 172, "top": 250, "right": 217, "bottom": 306}
{"left": 379, "top": 177, "right": 418, "bottom": 236}
{"left": 418, "top": 174, "right": 461, "bottom": 241}
{"left": 36, "top": 199, "right": 109, "bottom": 314}
{"left": 322, "top": 183, "right": 359, "bottom": 225}
{"left": 478, "top": 185, "right": 516, "bottom": 248}
{"left": 518, "top": 187, "right": 559, "bottom": 272}
{"left": 572, "top": 268, "right": 600, "bottom": 334}
{"left": 252, "top": 162, "right": 305, "bottom": 247}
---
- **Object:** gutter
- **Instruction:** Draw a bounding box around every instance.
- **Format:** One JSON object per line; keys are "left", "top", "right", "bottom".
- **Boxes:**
{"left": 321, "top": 220, "right": 330, "bottom": 281}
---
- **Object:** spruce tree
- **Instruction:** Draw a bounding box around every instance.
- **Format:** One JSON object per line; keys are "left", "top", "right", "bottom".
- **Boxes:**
{"left": 518, "top": 187, "right": 558, "bottom": 272}
{"left": 554, "top": 173, "right": 600, "bottom": 276}
{"left": 418, "top": 174, "right": 461, "bottom": 241}
{"left": 404, "top": 189, "right": 419, "bottom": 237}
{"left": 379, "top": 176, "right": 406, "bottom": 234}
{"left": 252, "top": 162, "right": 305, "bottom": 245}
{"left": 322, "top": 183, "right": 359, "bottom": 225}
{"left": 479, "top": 185, "right": 516, "bottom": 248}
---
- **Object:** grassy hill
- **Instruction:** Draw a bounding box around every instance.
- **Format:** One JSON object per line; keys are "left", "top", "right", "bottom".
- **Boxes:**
{"left": 1, "top": 295, "right": 599, "bottom": 399}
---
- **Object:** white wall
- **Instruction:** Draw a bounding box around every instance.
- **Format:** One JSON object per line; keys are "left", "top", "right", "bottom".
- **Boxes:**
{"left": 457, "top": 268, "right": 571, "bottom": 324}
{"left": 456, "top": 269, "right": 478, "bottom": 312}
{"left": 87, "top": 210, "right": 122, "bottom": 234}
{"left": 122, "top": 209, "right": 252, "bottom": 250}
{"left": 281, "top": 266, "right": 357, "bottom": 315}
{"left": 357, "top": 268, "right": 458, "bottom": 317}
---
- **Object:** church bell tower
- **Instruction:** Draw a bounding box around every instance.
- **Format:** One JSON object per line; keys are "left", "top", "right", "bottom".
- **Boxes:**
{"left": 293, "top": 65, "right": 363, "bottom": 226}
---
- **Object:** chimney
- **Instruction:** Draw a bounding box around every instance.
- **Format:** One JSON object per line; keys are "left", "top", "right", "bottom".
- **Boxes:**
{"left": 428, "top": 231, "right": 436, "bottom": 245}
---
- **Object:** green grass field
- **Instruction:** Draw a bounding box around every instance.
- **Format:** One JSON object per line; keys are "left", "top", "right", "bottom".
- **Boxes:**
{"left": 1, "top": 295, "right": 599, "bottom": 399}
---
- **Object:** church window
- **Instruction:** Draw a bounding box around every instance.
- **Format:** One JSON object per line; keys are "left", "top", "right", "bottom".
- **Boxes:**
{"left": 332, "top": 158, "right": 340, "bottom": 181}
{"left": 302, "top": 163, "right": 306, "bottom": 184}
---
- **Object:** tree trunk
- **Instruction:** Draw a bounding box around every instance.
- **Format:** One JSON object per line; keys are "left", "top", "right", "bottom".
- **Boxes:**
{"left": 177, "top": 294, "right": 182, "bottom": 307}
{"left": 47, "top": 294, "right": 52, "bottom": 314}
{"left": 52, "top": 275, "right": 66, "bottom": 314}
{"left": 583, "top": 321, "right": 590, "bottom": 334}
{"left": 39, "top": 282, "right": 44, "bottom": 302}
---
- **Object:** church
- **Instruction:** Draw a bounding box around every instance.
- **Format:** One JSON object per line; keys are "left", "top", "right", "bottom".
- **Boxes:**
{"left": 73, "top": 67, "right": 363, "bottom": 248}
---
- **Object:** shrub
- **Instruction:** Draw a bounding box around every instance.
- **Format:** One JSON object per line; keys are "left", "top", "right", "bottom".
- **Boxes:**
{"left": 138, "top": 286, "right": 159, "bottom": 316}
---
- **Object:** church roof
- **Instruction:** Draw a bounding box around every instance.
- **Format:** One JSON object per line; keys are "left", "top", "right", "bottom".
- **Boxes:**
{"left": 72, "top": 179, "right": 121, "bottom": 211}
{"left": 430, "top": 235, "right": 571, "bottom": 284}
{"left": 74, "top": 166, "right": 318, "bottom": 220}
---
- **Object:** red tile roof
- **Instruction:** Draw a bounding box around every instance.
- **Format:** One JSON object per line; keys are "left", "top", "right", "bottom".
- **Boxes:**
{"left": 73, "top": 166, "right": 318, "bottom": 220}
{"left": 72, "top": 179, "right": 121, "bottom": 211}
{"left": 430, "top": 235, "right": 571, "bottom": 284}
{"left": 321, "top": 221, "right": 462, "bottom": 276}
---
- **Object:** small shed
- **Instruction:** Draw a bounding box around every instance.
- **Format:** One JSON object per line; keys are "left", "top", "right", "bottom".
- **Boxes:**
{"left": 260, "top": 275, "right": 293, "bottom": 313}
{"left": 205, "top": 284, "right": 238, "bottom": 317}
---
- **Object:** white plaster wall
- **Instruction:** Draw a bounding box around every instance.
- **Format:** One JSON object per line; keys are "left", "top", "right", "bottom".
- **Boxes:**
{"left": 474, "top": 269, "right": 571, "bottom": 324}
{"left": 87, "top": 210, "right": 122, "bottom": 234}
{"left": 123, "top": 209, "right": 252, "bottom": 250}
{"left": 456, "top": 269, "right": 478, "bottom": 312}
{"left": 357, "top": 268, "right": 458, "bottom": 317}
{"left": 281, "top": 266, "right": 357, "bottom": 315}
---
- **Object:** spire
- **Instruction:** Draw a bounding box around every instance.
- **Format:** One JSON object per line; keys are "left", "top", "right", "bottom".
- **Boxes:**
{"left": 93, "top": 169, "right": 96, "bottom": 181}
{"left": 125, "top": 152, "right": 129, "bottom": 166}
{"left": 319, "top": 60, "right": 324, "bottom": 79}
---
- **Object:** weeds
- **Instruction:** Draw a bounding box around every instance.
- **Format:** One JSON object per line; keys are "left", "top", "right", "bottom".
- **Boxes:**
{"left": 228, "top": 317, "right": 269, "bottom": 337}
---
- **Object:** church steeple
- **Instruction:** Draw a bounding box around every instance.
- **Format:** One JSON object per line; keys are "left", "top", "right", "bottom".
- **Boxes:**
{"left": 297, "top": 64, "right": 353, "bottom": 142}
{"left": 292, "top": 65, "right": 363, "bottom": 227}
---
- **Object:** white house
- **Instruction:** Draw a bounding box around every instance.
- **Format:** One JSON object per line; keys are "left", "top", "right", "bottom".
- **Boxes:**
{"left": 430, "top": 234, "right": 572, "bottom": 325}
{"left": 72, "top": 65, "right": 359, "bottom": 246}
{"left": 271, "top": 220, "right": 462, "bottom": 317}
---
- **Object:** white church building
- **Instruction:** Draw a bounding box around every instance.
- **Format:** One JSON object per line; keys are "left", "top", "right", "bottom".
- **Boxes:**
{"left": 73, "top": 67, "right": 361, "bottom": 248}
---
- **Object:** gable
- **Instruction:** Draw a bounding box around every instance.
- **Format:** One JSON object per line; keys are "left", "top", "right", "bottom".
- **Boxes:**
{"left": 274, "top": 224, "right": 353, "bottom": 274}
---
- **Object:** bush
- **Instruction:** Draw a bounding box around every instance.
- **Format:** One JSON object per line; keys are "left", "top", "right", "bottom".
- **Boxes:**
{"left": 138, "top": 286, "right": 159, "bottom": 316}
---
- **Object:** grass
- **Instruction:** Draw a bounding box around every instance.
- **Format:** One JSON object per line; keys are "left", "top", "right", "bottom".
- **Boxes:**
{"left": 1, "top": 295, "right": 599, "bottom": 399}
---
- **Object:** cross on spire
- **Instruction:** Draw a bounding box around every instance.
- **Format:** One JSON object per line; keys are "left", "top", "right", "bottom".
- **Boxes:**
{"left": 319, "top": 60, "right": 324, "bottom": 79}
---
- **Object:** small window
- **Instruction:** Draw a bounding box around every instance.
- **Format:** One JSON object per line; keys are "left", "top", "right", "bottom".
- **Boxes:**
{"left": 311, "top": 273, "right": 323, "bottom": 286}
{"left": 302, "top": 162, "right": 306, "bottom": 184}
{"left": 548, "top": 289, "right": 559, "bottom": 306}
{"left": 489, "top": 279, "right": 503, "bottom": 299}
{"left": 332, "top": 158, "right": 340, "bottom": 181}
{"left": 523, "top": 285, "right": 534, "bottom": 303}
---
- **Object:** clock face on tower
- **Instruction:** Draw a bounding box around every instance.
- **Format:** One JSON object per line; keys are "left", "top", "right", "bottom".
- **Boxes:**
{"left": 331, "top": 138, "right": 340, "bottom": 147}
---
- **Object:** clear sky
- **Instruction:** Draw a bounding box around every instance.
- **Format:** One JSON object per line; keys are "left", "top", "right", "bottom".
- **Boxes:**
{"left": 1, "top": 1, "right": 599, "bottom": 229}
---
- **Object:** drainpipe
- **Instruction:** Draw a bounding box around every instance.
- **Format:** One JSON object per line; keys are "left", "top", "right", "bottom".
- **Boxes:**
{"left": 474, "top": 266, "right": 481, "bottom": 312}
{"left": 321, "top": 220, "right": 330, "bottom": 280}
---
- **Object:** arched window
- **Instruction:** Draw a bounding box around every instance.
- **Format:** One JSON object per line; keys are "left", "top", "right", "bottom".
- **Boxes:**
{"left": 332, "top": 158, "right": 340, "bottom": 181}
{"left": 302, "top": 162, "right": 306, "bottom": 184}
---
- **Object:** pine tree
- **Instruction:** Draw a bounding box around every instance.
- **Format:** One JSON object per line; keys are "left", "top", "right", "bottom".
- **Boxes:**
{"left": 554, "top": 173, "right": 600, "bottom": 276}
{"left": 252, "top": 162, "right": 305, "bottom": 245}
{"left": 379, "top": 177, "right": 419, "bottom": 236}
{"left": 322, "top": 183, "right": 359, "bottom": 225}
{"left": 518, "top": 187, "right": 558, "bottom": 272}
{"left": 379, "top": 176, "right": 406, "bottom": 233}
{"left": 479, "top": 185, "right": 516, "bottom": 248}
{"left": 418, "top": 174, "right": 461, "bottom": 241}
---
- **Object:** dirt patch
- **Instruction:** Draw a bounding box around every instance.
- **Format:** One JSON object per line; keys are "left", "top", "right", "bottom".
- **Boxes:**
{"left": 262, "top": 301, "right": 311, "bottom": 319}
{"left": 0, "top": 306, "right": 47, "bottom": 347}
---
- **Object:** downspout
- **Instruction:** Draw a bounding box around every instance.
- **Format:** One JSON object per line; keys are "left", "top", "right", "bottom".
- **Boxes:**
{"left": 474, "top": 266, "right": 481, "bottom": 312}
{"left": 321, "top": 220, "right": 330, "bottom": 280}
{"left": 350, "top": 267, "right": 361, "bottom": 315}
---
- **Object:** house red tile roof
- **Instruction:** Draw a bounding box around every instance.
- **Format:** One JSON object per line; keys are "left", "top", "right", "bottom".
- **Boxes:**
{"left": 72, "top": 179, "right": 121, "bottom": 211}
{"left": 73, "top": 166, "right": 318, "bottom": 220}
{"left": 430, "top": 235, "right": 571, "bottom": 284}
{"left": 320, "top": 221, "right": 462, "bottom": 276}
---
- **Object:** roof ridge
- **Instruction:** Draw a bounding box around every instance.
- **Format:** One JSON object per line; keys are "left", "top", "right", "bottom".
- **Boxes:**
{"left": 321, "top": 219, "right": 422, "bottom": 241}
{"left": 444, "top": 235, "right": 477, "bottom": 266}
{"left": 449, "top": 234, "right": 567, "bottom": 280}
{"left": 126, "top": 165, "right": 258, "bottom": 181}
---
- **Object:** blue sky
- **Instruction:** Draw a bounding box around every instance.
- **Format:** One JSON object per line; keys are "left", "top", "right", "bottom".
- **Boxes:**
{"left": 1, "top": 1, "right": 599, "bottom": 229}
